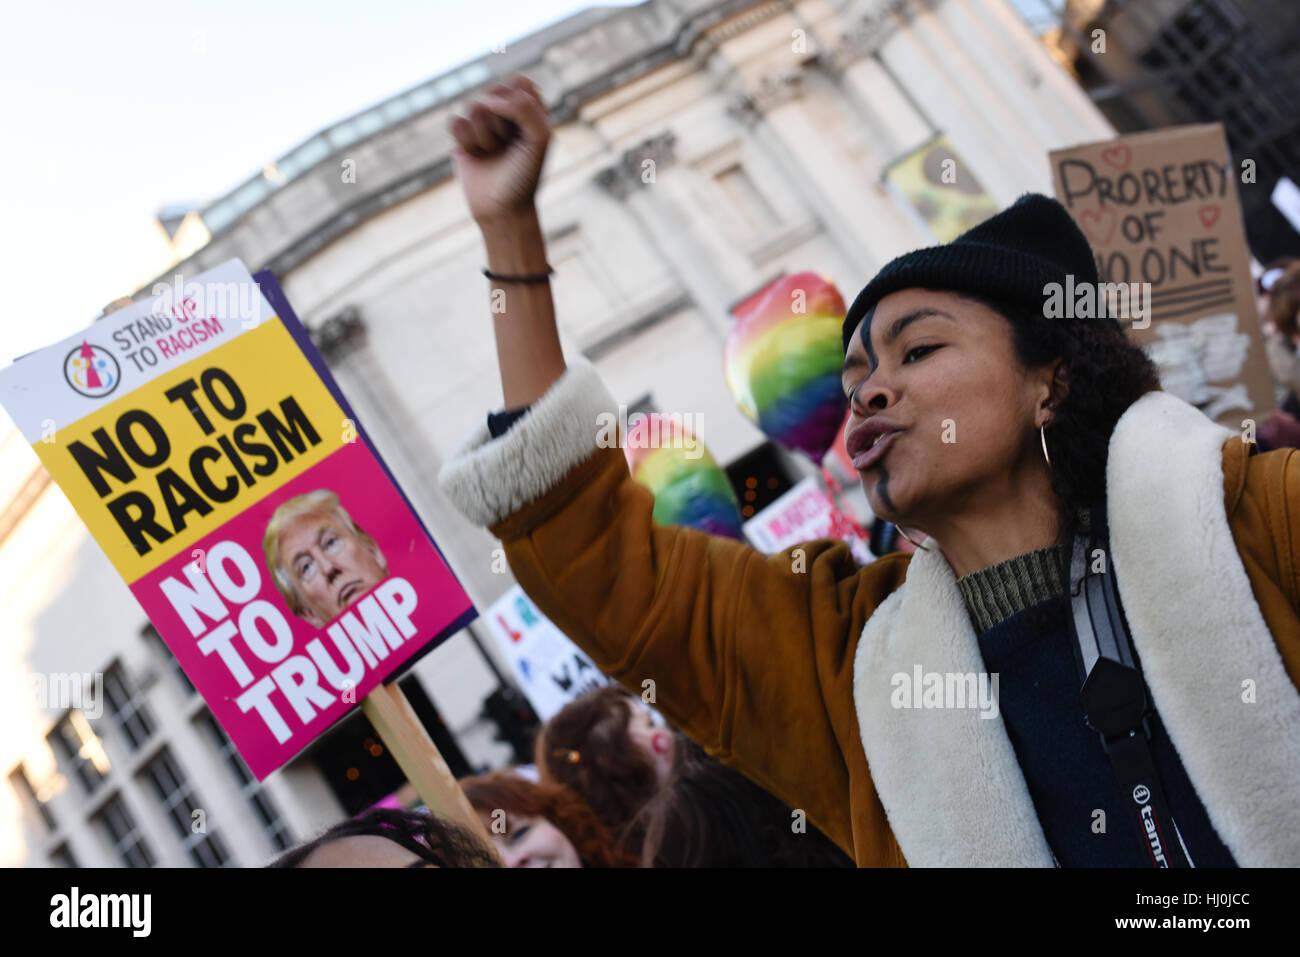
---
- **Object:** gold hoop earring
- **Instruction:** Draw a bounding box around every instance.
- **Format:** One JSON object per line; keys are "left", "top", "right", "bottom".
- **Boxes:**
{"left": 897, "top": 525, "right": 931, "bottom": 552}
{"left": 1040, "top": 425, "right": 1052, "bottom": 469}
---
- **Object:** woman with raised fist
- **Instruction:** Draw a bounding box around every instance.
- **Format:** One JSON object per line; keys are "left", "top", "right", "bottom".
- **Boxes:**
{"left": 438, "top": 74, "right": 1300, "bottom": 868}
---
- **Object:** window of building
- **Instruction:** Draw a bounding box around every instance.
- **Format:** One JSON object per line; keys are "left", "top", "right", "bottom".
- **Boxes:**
{"left": 382, "top": 95, "right": 414, "bottom": 124}
{"left": 459, "top": 62, "right": 491, "bottom": 88}
{"left": 1007, "top": 0, "right": 1066, "bottom": 35}
{"left": 230, "top": 177, "right": 270, "bottom": 214}
{"left": 48, "top": 843, "right": 78, "bottom": 868}
{"left": 196, "top": 711, "right": 293, "bottom": 851}
{"left": 435, "top": 73, "right": 465, "bottom": 99}
{"left": 47, "top": 711, "right": 109, "bottom": 796}
{"left": 142, "top": 623, "right": 195, "bottom": 697}
{"left": 92, "top": 794, "right": 155, "bottom": 868}
{"left": 406, "top": 82, "right": 439, "bottom": 113}
{"left": 354, "top": 108, "right": 385, "bottom": 139}
{"left": 201, "top": 200, "right": 237, "bottom": 235}
{"left": 714, "top": 163, "right": 782, "bottom": 236}
{"left": 102, "top": 662, "right": 156, "bottom": 752}
{"left": 139, "top": 748, "right": 230, "bottom": 867}
{"left": 197, "top": 712, "right": 254, "bottom": 788}
{"left": 9, "top": 765, "right": 56, "bottom": 834}
{"left": 250, "top": 791, "right": 291, "bottom": 852}
{"left": 276, "top": 136, "right": 330, "bottom": 181}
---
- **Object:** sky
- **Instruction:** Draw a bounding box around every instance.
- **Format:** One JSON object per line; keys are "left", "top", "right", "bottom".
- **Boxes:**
{"left": 0, "top": 0, "right": 633, "bottom": 367}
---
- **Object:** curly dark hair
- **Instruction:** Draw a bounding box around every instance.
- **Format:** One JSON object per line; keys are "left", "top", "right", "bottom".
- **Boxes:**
{"left": 267, "top": 807, "right": 501, "bottom": 868}
{"left": 949, "top": 292, "right": 1162, "bottom": 625}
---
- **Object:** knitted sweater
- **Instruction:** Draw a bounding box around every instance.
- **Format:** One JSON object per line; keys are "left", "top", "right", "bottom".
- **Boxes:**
{"left": 955, "top": 547, "right": 1236, "bottom": 867}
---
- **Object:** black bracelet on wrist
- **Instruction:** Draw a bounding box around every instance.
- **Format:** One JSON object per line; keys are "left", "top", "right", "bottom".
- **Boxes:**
{"left": 482, "top": 265, "right": 555, "bottom": 284}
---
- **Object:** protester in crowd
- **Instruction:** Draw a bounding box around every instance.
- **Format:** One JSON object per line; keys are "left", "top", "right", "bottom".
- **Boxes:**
{"left": 1256, "top": 259, "right": 1300, "bottom": 447}
{"left": 1257, "top": 259, "right": 1298, "bottom": 382}
{"left": 438, "top": 74, "right": 1300, "bottom": 867}
{"left": 634, "top": 739, "right": 854, "bottom": 867}
{"left": 268, "top": 808, "right": 500, "bottom": 867}
{"left": 536, "top": 687, "right": 849, "bottom": 866}
{"left": 533, "top": 686, "right": 673, "bottom": 853}
{"left": 461, "top": 769, "right": 634, "bottom": 867}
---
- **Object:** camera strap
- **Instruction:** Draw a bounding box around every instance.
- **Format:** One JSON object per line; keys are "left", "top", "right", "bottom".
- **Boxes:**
{"left": 1067, "top": 504, "right": 1192, "bottom": 868}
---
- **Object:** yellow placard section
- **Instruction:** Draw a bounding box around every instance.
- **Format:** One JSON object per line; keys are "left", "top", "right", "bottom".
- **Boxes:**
{"left": 35, "top": 319, "right": 347, "bottom": 583}
{"left": 884, "top": 135, "right": 1000, "bottom": 243}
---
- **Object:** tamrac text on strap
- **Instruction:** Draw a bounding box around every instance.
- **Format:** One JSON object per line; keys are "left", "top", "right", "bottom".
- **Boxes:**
{"left": 1067, "top": 505, "right": 1191, "bottom": 868}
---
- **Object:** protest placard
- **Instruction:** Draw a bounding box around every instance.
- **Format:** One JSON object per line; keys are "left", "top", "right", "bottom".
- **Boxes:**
{"left": 481, "top": 585, "right": 609, "bottom": 721}
{"left": 743, "top": 476, "right": 874, "bottom": 566}
{"left": 0, "top": 260, "right": 476, "bottom": 781}
{"left": 884, "top": 134, "right": 1000, "bottom": 243}
{"left": 1051, "top": 123, "right": 1274, "bottom": 426}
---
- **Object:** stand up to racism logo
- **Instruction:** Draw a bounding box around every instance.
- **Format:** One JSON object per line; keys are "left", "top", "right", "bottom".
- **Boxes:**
{"left": 63, "top": 341, "right": 120, "bottom": 398}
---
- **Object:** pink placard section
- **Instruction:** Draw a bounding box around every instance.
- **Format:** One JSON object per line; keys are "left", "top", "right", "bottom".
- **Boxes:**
{"left": 132, "top": 440, "right": 473, "bottom": 779}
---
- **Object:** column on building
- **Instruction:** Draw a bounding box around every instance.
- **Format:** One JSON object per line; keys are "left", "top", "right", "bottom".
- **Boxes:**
{"left": 594, "top": 131, "right": 761, "bottom": 339}
{"left": 699, "top": 4, "right": 947, "bottom": 285}
{"left": 952, "top": 0, "right": 1115, "bottom": 144}
{"left": 866, "top": 2, "right": 1057, "bottom": 201}
{"left": 929, "top": 0, "right": 1113, "bottom": 148}
{"left": 724, "top": 62, "right": 921, "bottom": 276}
{"left": 823, "top": 43, "right": 934, "bottom": 171}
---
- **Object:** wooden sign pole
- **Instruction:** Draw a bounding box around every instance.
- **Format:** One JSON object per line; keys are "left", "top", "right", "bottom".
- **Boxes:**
{"left": 361, "top": 683, "right": 503, "bottom": 865}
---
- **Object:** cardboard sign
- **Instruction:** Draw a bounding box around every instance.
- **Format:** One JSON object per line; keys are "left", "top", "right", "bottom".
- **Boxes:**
{"left": 481, "top": 585, "right": 608, "bottom": 721}
{"left": 743, "top": 476, "right": 873, "bottom": 566}
{"left": 0, "top": 260, "right": 475, "bottom": 779}
{"left": 1051, "top": 124, "right": 1273, "bottom": 426}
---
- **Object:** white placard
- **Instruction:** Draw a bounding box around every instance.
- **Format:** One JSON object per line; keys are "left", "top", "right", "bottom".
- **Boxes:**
{"left": 743, "top": 476, "right": 874, "bottom": 565}
{"left": 482, "top": 585, "right": 610, "bottom": 721}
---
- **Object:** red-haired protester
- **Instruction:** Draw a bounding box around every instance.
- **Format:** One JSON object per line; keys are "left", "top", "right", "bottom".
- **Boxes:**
{"left": 461, "top": 769, "right": 634, "bottom": 867}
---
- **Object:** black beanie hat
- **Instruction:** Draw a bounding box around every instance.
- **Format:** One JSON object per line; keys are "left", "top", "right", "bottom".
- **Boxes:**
{"left": 841, "top": 193, "right": 1102, "bottom": 354}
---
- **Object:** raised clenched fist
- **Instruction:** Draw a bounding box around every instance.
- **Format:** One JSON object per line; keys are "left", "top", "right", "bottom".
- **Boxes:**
{"left": 449, "top": 73, "right": 551, "bottom": 226}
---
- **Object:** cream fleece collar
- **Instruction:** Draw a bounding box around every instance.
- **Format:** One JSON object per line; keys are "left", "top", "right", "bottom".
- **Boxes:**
{"left": 851, "top": 390, "right": 1300, "bottom": 867}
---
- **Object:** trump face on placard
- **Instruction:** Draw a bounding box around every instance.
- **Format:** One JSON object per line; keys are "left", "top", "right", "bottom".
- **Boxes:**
{"left": 264, "top": 489, "right": 389, "bottom": 628}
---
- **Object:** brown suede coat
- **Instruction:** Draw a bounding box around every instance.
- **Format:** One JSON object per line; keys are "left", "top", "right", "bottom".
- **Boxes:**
{"left": 484, "top": 435, "right": 1300, "bottom": 867}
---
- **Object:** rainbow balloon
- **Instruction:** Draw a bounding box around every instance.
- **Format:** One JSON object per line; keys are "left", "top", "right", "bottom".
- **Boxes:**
{"left": 724, "top": 271, "right": 848, "bottom": 462}
{"left": 624, "top": 414, "right": 744, "bottom": 539}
